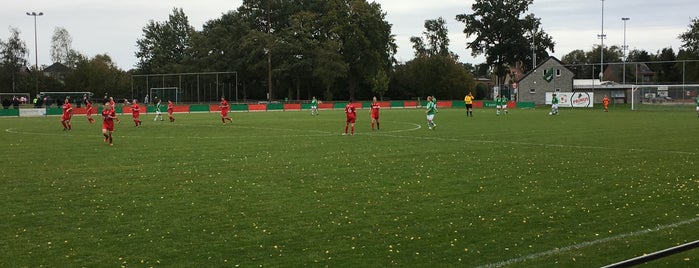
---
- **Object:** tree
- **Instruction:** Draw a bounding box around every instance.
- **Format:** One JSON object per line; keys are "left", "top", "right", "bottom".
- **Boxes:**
{"left": 0, "top": 27, "right": 29, "bottom": 93}
{"left": 371, "top": 68, "right": 389, "bottom": 100}
{"left": 65, "top": 54, "right": 130, "bottom": 98}
{"left": 50, "top": 27, "right": 72, "bottom": 65}
{"left": 389, "top": 56, "right": 473, "bottom": 100}
{"left": 679, "top": 17, "right": 699, "bottom": 55}
{"left": 561, "top": 49, "right": 589, "bottom": 78}
{"left": 456, "top": 0, "right": 554, "bottom": 84}
{"left": 329, "top": 0, "right": 396, "bottom": 100}
{"left": 135, "top": 8, "right": 195, "bottom": 73}
{"left": 653, "top": 47, "right": 680, "bottom": 82}
{"left": 410, "top": 17, "right": 454, "bottom": 59}
{"left": 561, "top": 46, "right": 622, "bottom": 79}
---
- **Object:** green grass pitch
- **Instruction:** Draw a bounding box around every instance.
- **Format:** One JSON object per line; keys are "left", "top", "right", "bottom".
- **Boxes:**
{"left": 1, "top": 106, "right": 698, "bottom": 267}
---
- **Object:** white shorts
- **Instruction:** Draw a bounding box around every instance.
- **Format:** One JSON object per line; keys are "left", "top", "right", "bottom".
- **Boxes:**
{"left": 497, "top": 105, "right": 504, "bottom": 109}
{"left": 156, "top": 110, "right": 162, "bottom": 115}
{"left": 311, "top": 106, "right": 317, "bottom": 109}
{"left": 552, "top": 104, "right": 559, "bottom": 109}
{"left": 426, "top": 114, "right": 435, "bottom": 121}
{"left": 696, "top": 106, "right": 699, "bottom": 112}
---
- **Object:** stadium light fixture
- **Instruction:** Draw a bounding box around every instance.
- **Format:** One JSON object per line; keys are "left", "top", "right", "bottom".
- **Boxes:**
{"left": 27, "top": 11, "right": 44, "bottom": 98}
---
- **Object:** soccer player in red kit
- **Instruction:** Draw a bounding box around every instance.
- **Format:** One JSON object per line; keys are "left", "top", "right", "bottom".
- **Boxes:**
{"left": 220, "top": 96, "right": 233, "bottom": 125}
{"left": 61, "top": 97, "right": 73, "bottom": 131}
{"left": 370, "top": 96, "right": 380, "bottom": 130}
{"left": 131, "top": 99, "right": 143, "bottom": 126}
{"left": 85, "top": 100, "right": 95, "bottom": 124}
{"left": 101, "top": 102, "right": 118, "bottom": 146}
{"left": 167, "top": 100, "right": 175, "bottom": 122}
{"left": 343, "top": 99, "right": 356, "bottom": 135}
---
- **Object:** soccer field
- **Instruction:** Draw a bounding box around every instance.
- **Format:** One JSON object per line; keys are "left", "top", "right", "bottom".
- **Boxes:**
{"left": 1, "top": 107, "right": 698, "bottom": 267}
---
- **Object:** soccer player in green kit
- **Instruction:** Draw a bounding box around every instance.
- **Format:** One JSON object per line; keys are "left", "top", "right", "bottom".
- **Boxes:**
{"left": 425, "top": 96, "right": 437, "bottom": 130}
{"left": 550, "top": 93, "right": 559, "bottom": 115}
{"left": 153, "top": 98, "right": 164, "bottom": 121}
{"left": 496, "top": 94, "right": 508, "bottom": 115}
{"left": 695, "top": 96, "right": 699, "bottom": 118}
{"left": 310, "top": 96, "right": 318, "bottom": 116}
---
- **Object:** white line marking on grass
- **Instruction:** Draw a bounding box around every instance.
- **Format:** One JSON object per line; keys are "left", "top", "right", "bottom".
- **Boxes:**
{"left": 373, "top": 133, "right": 697, "bottom": 155}
{"left": 476, "top": 216, "right": 699, "bottom": 268}
{"left": 361, "top": 122, "right": 422, "bottom": 135}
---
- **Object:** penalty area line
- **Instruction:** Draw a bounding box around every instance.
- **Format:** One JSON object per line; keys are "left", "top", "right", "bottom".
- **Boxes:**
{"left": 476, "top": 216, "right": 699, "bottom": 268}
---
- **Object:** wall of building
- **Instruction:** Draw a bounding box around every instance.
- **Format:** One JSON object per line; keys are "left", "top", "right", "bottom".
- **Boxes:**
{"left": 517, "top": 59, "right": 575, "bottom": 104}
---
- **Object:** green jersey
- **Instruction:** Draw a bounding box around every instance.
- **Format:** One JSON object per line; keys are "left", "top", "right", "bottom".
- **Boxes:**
{"left": 552, "top": 96, "right": 559, "bottom": 105}
{"left": 311, "top": 98, "right": 318, "bottom": 106}
{"left": 426, "top": 101, "right": 436, "bottom": 115}
{"left": 496, "top": 97, "right": 508, "bottom": 105}
{"left": 696, "top": 97, "right": 699, "bottom": 106}
{"left": 156, "top": 102, "right": 162, "bottom": 111}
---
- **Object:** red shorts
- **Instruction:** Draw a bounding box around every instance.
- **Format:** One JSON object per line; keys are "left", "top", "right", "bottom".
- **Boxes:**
{"left": 167, "top": 109, "right": 173, "bottom": 115}
{"left": 132, "top": 113, "right": 140, "bottom": 119}
{"left": 221, "top": 110, "right": 229, "bottom": 117}
{"left": 346, "top": 115, "right": 356, "bottom": 123}
{"left": 102, "top": 121, "right": 114, "bottom": 131}
{"left": 371, "top": 113, "right": 379, "bottom": 120}
{"left": 61, "top": 115, "right": 71, "bottom": 121}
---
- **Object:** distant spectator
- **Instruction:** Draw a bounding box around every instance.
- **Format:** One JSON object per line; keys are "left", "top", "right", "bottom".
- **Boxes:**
{"left": 35, "top": 97, "right": 44, "bottom": 108}
{"left": 12, "top": 97, "right": 19, "bottom": 109}
{"left": 2, "top": 98, "right": 10, "bottom": 109}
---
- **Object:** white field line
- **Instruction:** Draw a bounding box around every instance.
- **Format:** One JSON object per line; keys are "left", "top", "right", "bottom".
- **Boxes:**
{"left": 476, "top": 216, "right": 699, "bottom": 268}
{"left": 3, "top": 122, "right": 423, "bottom": 139}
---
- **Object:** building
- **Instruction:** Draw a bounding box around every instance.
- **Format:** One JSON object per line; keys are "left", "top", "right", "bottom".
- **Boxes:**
{"left": 43, "top": 62, "right": 71, "bottom": 83}
{"left": 516, "top": 56, "right": 574, "bottom": 104}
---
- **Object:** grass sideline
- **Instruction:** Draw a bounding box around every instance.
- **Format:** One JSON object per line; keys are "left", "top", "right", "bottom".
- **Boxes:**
{"left": 1, "top": 106, "right": 698, "bottom": 267}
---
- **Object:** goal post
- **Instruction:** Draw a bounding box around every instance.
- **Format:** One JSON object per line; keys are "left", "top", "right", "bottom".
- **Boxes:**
{"left": 132, "top": 71, "right": 238, "bottom": 104}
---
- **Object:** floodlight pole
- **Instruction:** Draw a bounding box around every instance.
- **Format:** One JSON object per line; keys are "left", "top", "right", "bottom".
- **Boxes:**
{"left": 597, "top": 0, "right": 605, "bottom": 81}
{"left": 622, "top": 18, "right": 630, "bottom": 85}
{"left": 27, "top": 11, "right": 43, "bottom": 98}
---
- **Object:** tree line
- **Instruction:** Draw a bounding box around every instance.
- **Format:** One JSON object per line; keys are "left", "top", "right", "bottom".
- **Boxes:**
{"left": 2, "top": 0, "right": 699, "bottom": 102}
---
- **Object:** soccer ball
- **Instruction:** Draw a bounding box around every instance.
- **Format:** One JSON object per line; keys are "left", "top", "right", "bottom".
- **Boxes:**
{"left": 548, "top": 112, "right": 552, "bottom": 115}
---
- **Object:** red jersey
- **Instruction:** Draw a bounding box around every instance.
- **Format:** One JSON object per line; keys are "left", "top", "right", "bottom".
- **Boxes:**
{"left": 220, "top": 100, "right": 230, "bottom": 111}
{"left": 603, "top": 97, "right": 610, "bottom": 105}
{"left": 61, "top": 102, "right": 73, "bottom": 120}
{"left": 370, "top": 102, "right": 380, "bottom": 118}
{"left": 167, "top": 101, "right": 174, "bottom": 113}
{"left": 102, "top": 108, "right": 116, "bottom": 131}
{"left": 131, "top": 103, "right": 140, "bottom": 115}
{"left": 345, "top": 103, "right": 356, "bottom": 118}
{"left": 86, "top": 103, "right": 94, "bottom": 116}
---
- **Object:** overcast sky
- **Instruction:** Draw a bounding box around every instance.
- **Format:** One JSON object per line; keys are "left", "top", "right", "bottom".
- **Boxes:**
{"left": 2, "top": 0, "right": 698, "bottom": 70}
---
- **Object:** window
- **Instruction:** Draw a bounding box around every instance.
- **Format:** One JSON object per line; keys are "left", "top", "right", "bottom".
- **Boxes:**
{"left": 556, "top": 69, "right": 561, "bottom": 76}
{"left": 555, "top": 88, "right": 561, "bottom": 92}
{"left": 529, "top": 88, "right": 536, "bottom": 94}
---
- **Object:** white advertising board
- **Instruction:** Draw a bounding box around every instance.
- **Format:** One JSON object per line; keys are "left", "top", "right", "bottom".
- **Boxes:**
{"left": 19, "top": 108, "right": 47, "bottom": 117}
{"left": 546, "top": 92, "right": 594, "bottom": 107}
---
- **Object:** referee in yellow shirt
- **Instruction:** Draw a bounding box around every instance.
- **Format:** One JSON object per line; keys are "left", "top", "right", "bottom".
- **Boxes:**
{"left": 464, "top": 92, "right": 474, "bottom": 117}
